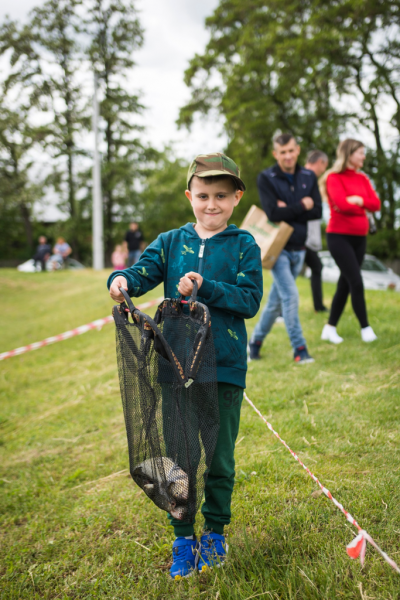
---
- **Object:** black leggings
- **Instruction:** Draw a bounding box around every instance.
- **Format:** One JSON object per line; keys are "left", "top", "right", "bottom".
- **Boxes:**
{"left": 327, "top": 233, "right": 368, "bottom": 328}
{"left": 305, "top": 248, "right": 324, "bottom": 311}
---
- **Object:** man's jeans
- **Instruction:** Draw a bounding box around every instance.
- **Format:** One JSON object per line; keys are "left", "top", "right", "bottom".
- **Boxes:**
{"left": 251, "top": 249, "right": 306, "bottom": 351}
{"left": 128, "top": 250, "right": 141, "bottom": 267}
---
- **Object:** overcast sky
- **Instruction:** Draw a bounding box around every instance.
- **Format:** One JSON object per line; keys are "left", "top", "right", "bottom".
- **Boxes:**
{"left": 1, "top": 0, "right": 226, "bottom": 159}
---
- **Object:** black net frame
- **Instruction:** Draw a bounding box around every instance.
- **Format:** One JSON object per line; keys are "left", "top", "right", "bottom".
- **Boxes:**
{"left": 113, "top": 282, "right": 219, "bottom": 522}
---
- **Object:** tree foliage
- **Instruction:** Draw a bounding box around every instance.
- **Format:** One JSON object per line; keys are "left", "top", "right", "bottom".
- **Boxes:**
{"left": 137, "top": 150, "right": 193, "bottom": 244}
{"left": 86, "top": 0, "right": 147, "bottom": 257}
{"left": 0, "top": 99, "right": 47, "bottom": 258}
{"left": 179, "top": 0, "right": 400, "bottom": 228}
{"left": 0, "top": 0, "right": 148, "bottom": 263}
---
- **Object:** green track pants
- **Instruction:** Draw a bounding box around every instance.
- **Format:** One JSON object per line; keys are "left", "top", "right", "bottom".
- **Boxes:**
{"left": 168, "top": 382, "right": 243, "bottom": 537}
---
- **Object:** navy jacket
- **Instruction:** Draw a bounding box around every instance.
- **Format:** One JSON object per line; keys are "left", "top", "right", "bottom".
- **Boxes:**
{"left": 257, "top": 164, "right": 322, "bottom": 250}
{"left": 107, "top": 223, "right": 263, "bottom": 388}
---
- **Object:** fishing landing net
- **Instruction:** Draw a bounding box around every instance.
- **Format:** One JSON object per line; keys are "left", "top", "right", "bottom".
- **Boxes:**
{"left": 112, "top": 282, "right": 219, "bottom": 522}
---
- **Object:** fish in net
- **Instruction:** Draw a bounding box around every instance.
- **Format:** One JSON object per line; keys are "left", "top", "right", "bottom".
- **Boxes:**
{"left": 112, "top": 281, "right": 220, "bottom": 522}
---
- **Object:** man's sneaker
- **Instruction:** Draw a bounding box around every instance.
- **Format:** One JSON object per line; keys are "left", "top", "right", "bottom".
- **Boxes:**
{"left": 294, "top": 346, "right": 315, "bottom": 364}
{"left": 197, "top": 532, "right": 228, "bottom": 571}
{"left": 248, "top": 341, "right": 262, "bottom": 361}
{"left": 321, "top": 324, "right": 343, "bottom": 344}
{"left": 170, "top": 536, "right": 198, "bottom": 580}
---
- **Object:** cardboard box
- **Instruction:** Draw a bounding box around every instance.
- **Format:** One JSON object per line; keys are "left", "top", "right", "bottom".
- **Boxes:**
{"left": 240, "top": 205, "right": 294, "bottom": 269}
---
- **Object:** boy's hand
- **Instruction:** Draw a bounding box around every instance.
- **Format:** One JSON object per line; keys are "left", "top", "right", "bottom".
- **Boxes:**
{"left": 110, "top": 276, "right": 129, "bottom": 302}
{"left": 178, "top": 272, "right": 203, "bottom": 297}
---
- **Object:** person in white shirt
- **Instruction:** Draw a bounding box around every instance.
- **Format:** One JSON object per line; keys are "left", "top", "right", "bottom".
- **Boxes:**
{"left": 304, "top": 150, "right": 329, "bottom": 312}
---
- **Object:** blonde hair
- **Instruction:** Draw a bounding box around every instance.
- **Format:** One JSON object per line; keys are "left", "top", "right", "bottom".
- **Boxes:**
{"left": 320, "top": 138, "right": 364, "bottom": 201}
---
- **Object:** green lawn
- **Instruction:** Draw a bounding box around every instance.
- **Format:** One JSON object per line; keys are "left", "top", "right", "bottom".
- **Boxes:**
{"left": 0, "top": 268, "right": 399, "bottom": 599}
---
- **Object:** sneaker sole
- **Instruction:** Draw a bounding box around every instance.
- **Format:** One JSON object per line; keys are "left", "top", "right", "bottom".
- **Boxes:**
{"left": 196, "top": 542, "right": 228, "bottom": 572}
{"left": 247, "top": 345, "right": 261, "bottom": 362}
{"left": 295, "top": 358, "right": 315, "bottom": 364}
{"left": 321, "top": 335, "right": 343, "bottom": 344}
{"left": 172, "top": 569, "right": 196, "bottom": 581}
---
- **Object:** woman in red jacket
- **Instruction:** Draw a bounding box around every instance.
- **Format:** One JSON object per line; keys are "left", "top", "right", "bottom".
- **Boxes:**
{"left": 320, "top": 139, "right": 381, "bottom": 344}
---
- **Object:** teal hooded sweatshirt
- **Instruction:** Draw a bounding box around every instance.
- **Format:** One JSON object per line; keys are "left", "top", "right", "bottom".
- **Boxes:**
{"left": 107, "top": 223, "right": 263, "bottom": 388}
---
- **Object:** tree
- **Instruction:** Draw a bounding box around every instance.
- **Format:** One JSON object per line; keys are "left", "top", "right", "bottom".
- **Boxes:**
{"left": 86, "top": 0, "right": 146, "bottom": 259}
{"left": 27, "top": 0, "right": 89, "bottom": 225}
{"left": 0, "top": 0, "right": 148, "bottom": 263}
{"left": 312, "top": 0, "right": 400, "bottom": 230}
{"left": 0, "top": 103, "right": 46, "bottom": 257}
{"left": 179, "top": 0, "right": 346, "bottom": 221}
{"left": 179, "top": 0, "right": 400, "bottom": 228}
{"left": 137, "top": 150, "right": 192, "bottom": 244}
{"left": 0, "top": 3, "right": 89, "bottom": 258}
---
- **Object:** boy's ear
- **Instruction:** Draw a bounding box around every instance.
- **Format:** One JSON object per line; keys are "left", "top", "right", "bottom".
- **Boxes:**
{"left": 234, "top": 190, "right": 244, "bottom": 206}
{"left": 185, "top": 190, "right": 192, "bottom": 202}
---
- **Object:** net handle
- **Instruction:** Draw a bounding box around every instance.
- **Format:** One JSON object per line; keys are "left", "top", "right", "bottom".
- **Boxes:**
{"left": 177, "top": 278, "right": 198, "bottom": 304}
{"left": 119, "top": 287, "right": 136, "bottom": 315}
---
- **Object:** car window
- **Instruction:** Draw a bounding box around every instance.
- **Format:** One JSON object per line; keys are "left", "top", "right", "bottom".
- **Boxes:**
{"left": 321, "top": 257, "right": 336, "bottom": 268}
{"left": 361, "top": 257, "right": 388, "bottom": 272}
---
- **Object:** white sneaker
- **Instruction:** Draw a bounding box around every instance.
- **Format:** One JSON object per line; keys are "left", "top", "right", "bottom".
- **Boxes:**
{"left": 361, "top": 326, "right": 377, "bottom": 342}
{"left": 321, "top": 324, "right": 343, "bottom": 344}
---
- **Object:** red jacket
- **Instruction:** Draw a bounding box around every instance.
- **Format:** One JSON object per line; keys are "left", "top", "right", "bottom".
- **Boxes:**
{"left": 326, "top": 169, "right": 381, "bottom": 236}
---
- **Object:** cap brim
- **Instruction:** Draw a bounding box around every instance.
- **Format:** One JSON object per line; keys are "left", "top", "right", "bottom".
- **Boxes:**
{"left": 189, "top": 170, "right": 246, "bottom": 191}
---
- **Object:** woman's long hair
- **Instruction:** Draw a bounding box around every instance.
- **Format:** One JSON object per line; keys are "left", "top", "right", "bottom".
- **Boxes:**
{"left": 320, "top": 138, "right": 364, "bottom": 201}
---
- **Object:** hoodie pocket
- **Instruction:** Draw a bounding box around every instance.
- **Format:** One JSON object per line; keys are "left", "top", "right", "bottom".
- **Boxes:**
{"left": 214, "top": 317, "right": 246, "bottom": 370}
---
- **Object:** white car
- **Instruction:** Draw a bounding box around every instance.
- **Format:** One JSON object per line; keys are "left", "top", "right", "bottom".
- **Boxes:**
{"left": 17, "top": 258, "right": 85, "bottom": 272}
{"left": 305, "top": 251, "right": 400, "bottom": 292}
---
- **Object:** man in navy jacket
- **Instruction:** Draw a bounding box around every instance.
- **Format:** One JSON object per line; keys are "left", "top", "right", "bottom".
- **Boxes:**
{"left": 249, "top": 133, "right": 322, "bottom": 363}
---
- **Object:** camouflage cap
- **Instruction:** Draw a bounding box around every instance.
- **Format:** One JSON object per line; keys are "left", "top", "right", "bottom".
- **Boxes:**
{"left": 187, "top": 152, "right": 246, "bottom": 191}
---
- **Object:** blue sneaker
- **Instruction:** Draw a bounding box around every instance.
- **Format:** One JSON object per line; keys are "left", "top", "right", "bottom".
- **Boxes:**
{"left": 294, "top": 345, "right": 315, "bottom": 364}
{"left": 197, "top": 532, "right": 228, "bottom": 571}
{"left": 170, "top": 536, "right": 198, "bottom": 580}
{"left": 248, "top": 341, "right": 262, "bottom": 361}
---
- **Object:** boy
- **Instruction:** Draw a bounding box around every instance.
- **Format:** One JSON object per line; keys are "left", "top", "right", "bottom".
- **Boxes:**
{"left": 108, "top": 153, "right": 263, "bottom": 578}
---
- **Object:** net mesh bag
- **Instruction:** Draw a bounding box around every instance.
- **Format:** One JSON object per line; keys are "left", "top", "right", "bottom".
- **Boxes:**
{"left": 112, "top": 282, "right": 219, "bottom": 522}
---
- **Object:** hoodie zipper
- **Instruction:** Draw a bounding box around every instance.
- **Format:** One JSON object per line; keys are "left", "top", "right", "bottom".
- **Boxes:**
{"left": 198, "top": 240, "right": 206, "bottom": 275}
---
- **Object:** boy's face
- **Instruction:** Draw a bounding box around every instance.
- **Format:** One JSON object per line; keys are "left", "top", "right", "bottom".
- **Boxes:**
{"left": 185, "top": 177, "right": 243, "bottom": 235}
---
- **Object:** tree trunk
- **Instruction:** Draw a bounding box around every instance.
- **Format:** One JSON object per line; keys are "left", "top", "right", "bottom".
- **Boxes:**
{"left": 19, "top": 202, "right": 33, "bottom": 252}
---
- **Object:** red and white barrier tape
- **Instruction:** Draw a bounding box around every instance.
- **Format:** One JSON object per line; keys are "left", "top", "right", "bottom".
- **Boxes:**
{"left": 0, "top": 296, "right": 163, "bottom": 361}
{"left": 244, "top": 392, "right": 400, "bottom": 574}
{"left": 2, "top": 299, "right": 398, "bottom": 573}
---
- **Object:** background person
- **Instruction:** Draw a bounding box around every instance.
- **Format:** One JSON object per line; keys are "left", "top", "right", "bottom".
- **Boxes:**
{"left": 111, "top": 244, "right": 127, "bottom": 271}
{"left": 248, "top": 132, "right": 322, "bottom": 364}
{"left": 320, "top": 139, "right": 381, "bottom": 344}
{"left": 124, "top": 222, "right": 144, "bottom": 266}
{"left": 33, "top": 236, "right": 51, "bottom": 272}
{"left": 51, "top": 237, "right": 72, "bottom": 269}
{"left": 304, "top": 150, "right": 329, "bottom": 312}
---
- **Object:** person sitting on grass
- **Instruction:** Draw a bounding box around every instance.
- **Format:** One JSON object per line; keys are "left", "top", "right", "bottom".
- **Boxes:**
{"left": 108, "top": 152, "right": 263, "bottom": 579}
{"left": 51, "top": 237, "right": 72, "bottom": 270}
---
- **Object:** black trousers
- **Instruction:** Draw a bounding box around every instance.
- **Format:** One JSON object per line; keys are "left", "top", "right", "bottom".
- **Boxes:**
{"left": 33, "top": 255, "right": 47, "bottom": 272}
{"left": 304, "top": 248, "right": 325, "bottom": 311}
{"left": 327, "top": 233, "right": 368, "bottom": 328}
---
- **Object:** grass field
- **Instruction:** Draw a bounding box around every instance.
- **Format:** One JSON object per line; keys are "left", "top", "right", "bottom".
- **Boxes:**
{"left": 1, "top": 268, "right": 400, "bottom": 599}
